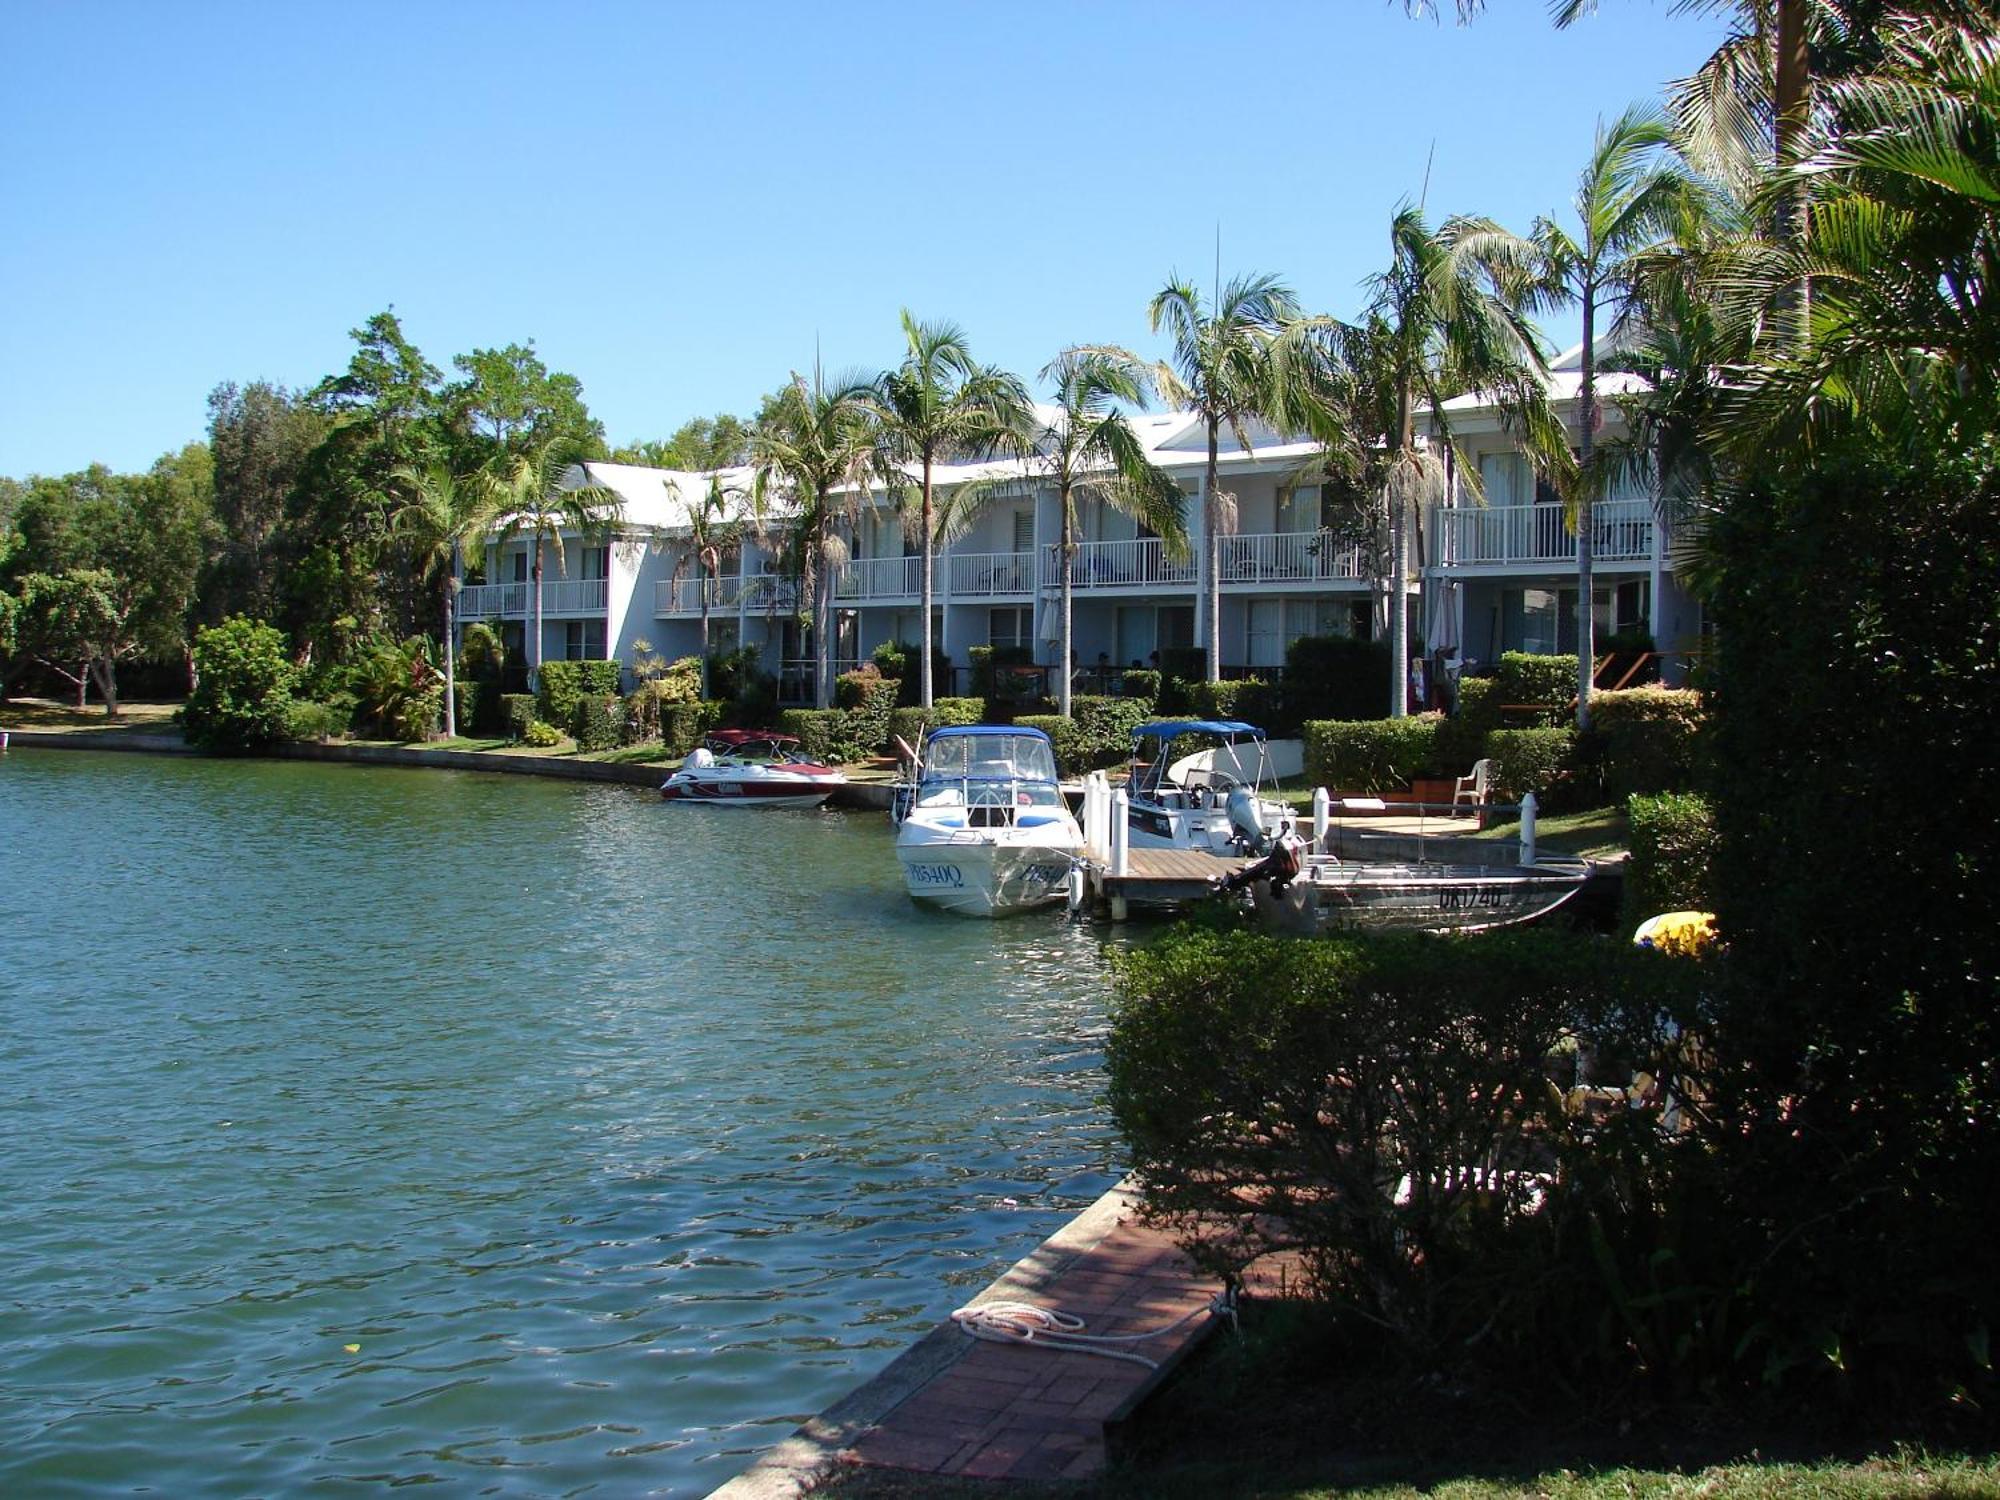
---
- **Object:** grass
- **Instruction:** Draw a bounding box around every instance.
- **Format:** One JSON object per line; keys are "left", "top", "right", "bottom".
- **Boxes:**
{"left": 1472, "top": 804, "right": 1629, "bottom": 860}
{"left": 0, "top": 696, "right": 183, "bottom": 734}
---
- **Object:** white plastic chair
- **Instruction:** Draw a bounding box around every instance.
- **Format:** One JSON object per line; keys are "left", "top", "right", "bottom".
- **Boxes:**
{"left": 1452, "top": 758, "right": 1493, "bottom": 811}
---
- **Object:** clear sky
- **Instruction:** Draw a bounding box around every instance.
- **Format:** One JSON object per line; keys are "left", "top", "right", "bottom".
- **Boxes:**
{"left": 0, "top": 0, "right": 1725, "bottom": 478}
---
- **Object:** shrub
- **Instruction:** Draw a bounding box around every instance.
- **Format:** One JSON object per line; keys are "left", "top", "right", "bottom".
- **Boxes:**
{"left": 571, "top": 693, "right": 623, "bottom": 752}
{"left": 453, "top": 679, "right": 490, "bottom": 737}
{"left": 283, "top": 699, "right": 344, "bottom": 743}
{"left": 1013, "top": 714, "right": 1073, "bottom": 772}
{"left": 1589, "top": 686, "right": 1704, "bottom": 800}
{"left": 1302, "top": 716, "right": 1439, "bottom": 792}
{"left": 500, "top": 693, "right": 536, "bottom": 742}
{"left": 968, "top": 643, "right": 1035, "bottom": 697}
{"left": 777, "top": 707, "right": 843, "bottom": 763}
{"left": 1283, "top": 635, "right": 1390, "bottom": 725}
{"left": 1624, "top": 790, "right": 1718, "bottom": 929}
{"left": 1069, "top": 695, "right": 1154, "bottom": 772}
{"left": 834, "top": 665, "right": 900, "bottom": 755}
{"left": 1117, "top": 668, "right": 1160, "bottom": 702}
{"left": 663, "top": 699, "right": 725, "bottom": 757}
{"left": 1187, "top": 677, "right": 1276, "bottom": 729}
{"left": 1495, "top": 652, "right": 1577, "bottom": 724}
{"left": 1159, "top": 646, "right": 1206, "bottom": 684}
{"left": 521, "top": 718, "right": 564, "bottom": 748}
{"left": 1485, "top": 727, "right": 1577, "bottom": 807}
{"left": 536, "top": 659, "right": 622, "bottom": 728}
{"left": 887, "top": 698, "right": 983, "bottom": 758}
{"left": 182, "top": 616, "right": 298, "bottom": 752}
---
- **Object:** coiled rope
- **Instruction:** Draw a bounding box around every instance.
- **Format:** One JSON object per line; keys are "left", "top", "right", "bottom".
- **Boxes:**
{"left": 949, "top": 1287, "right": 1236, "bottom": 1370}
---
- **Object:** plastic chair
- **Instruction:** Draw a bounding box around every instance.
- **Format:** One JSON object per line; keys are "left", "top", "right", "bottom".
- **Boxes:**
{"left": 1451, "top": 758, "right": 1493, "bottom": 811}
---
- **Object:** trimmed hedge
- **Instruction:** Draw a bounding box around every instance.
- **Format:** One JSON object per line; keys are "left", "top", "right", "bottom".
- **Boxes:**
{"left": 1284, "top": 635, "right": 1390, "bottom": 726}
{"left": 1495, "top": 652, "right": 1577, "bottom": 723}
{"left": 663, "top": 700, "right": 726, "bottom": 757}
{"left": 834, "top": 667, "right": 900, "bottom": 755}
{"left": 501, "top": 693, "right": 536, "bottom": 742}
{"left": 1070, "top": 695, "right": 1155, "bottom": 772}
{"left": 1624, "top": 790, "right": 1718, "bottom": 930}
{"left": 537, "top": 659, "right": 622, "bottom": 729}
{"left": 521, "top": 718, "right": 563, "bottom": 748}
{"left": 1186, "top": 677, "right": 1276, "bottom": 727}
{"left": 1303, "top": 716, "right": 1440, "bottom": 792}
{"left": 454, "top": 679, "right": 500, "bottom": 736}
{"left": 1013, "top": 714, "right": 1073, "bottom": 772}
{"left": 1118, "top": 668, "right": 1161, "bottom": 702}
{"left": 887, "top": 698, "right": 983, "bottom": 757}
{"left": 283, "top": 699, "right": 345, "bottom": 743}
{"left": 1486, "top": 727, "right": 1577, "bottom": 806}
{"left": 571, "top": 694, "right": 623, "bottom": 752}
{"left": 1590, "top": 686, "right": 1704, "bottom": 799}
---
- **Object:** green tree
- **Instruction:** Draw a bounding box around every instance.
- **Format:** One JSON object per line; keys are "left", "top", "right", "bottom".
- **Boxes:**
{"left": 444, "top": 341, "right": 604, "bottom": 466}
{"left": 481, "top": 436, "right": 620, "bottom": 691}
{"left": 861, "top": 312, "right": 1034, "bottom": 709}
{"left": 204, "top": 380, "right": 327, "bottom": 626}
{"left": 182, "top": 615, "right": 299, "bottom": 751}
{"left": 749, "top": 370, "right": 879, "bottom": 708}
{"left": 1032, "top": 347, "right": 1188, "bottom": 715}
{"left": 388, "top": 461, "right": 498, "bottom": 737}
{"left": 12, "top": 570, "right": 136, "bottom": 713}
{"left": 1148, "top": 273, "right": 1300, "bottom": 684}
{"left": 662, "top": 473, "right": 752, "bottom": 697}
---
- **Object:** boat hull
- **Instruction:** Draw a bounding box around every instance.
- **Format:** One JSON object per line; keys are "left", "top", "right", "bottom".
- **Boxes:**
{"left": 896, "top": 839, "right": 1077, "bottom": 917}
{"left": 659, "top": 772, "right": 842, "bottom": 809}
{"left": 1255, "top": 858, "right": 1590, "bottom": 934}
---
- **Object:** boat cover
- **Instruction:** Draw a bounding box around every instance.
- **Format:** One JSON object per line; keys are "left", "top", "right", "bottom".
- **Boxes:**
{"left": 1130, "top": 720, "right": 1265, "bottom": 742}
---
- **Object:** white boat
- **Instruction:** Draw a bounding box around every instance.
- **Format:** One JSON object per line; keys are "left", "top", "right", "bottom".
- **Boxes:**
{"left": 660, "top": 730, "right": 847, "bottom": 809}
{"left": 894, "top": 726, "right": 1083, "bottom": 916}
{"left": 1246, "top": 854, "right": 1593, "bottom": 934}
{"left": 1125, "top": 719, "right": 1294, "bottom": 856}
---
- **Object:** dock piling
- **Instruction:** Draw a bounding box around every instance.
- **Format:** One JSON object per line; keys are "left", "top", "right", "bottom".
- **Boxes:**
{"left": 1312, "top": 786, "right": 1330, "bottom": 853}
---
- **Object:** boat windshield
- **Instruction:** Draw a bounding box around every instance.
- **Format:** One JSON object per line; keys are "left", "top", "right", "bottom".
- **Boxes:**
{"left": 921, "top": 733, "right": 1058, "bottom": 785}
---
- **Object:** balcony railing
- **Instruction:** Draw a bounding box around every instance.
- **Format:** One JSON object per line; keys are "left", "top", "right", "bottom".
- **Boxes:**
{"left": 1432, "top": 498, "right": 1655, "bottom": 568}
{"left": 948, "top": 550, "right": 1034, "bottom": 598}
{"left": 1217, "top": 530, "right": 1367, "bottom": 584}
{"left": 1042, "top": 537, "right": 1196, "bottom": 590}
{"left": 835, "top": 554, "right": 922, "bottom": 601}
{"left": 458, "top": 578, "right": 607, "bottom": 619}
{"left": 655, "top": 574, "right": 745, "bottom": 616}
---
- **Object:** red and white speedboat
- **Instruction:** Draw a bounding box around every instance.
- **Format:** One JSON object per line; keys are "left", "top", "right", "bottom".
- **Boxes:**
{"left": 659, "top": 730, "right": 847, "bottom": 809}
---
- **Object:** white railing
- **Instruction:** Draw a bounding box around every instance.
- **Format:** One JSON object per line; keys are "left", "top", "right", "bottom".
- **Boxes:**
{"left": 1217, "top": 530, "right": 1367, "bottom": 584}
{"left": 1432, "top": 498, "right": 1655, "bottom": 568}
{"left": 654, "top": 574, "right": 746, "bottom": 615}
{"left": 836, "top": 554, "right": 922, "bottom": 600}
{"left": 948, "top": 550, "right": 1034, "bottom": 597}
{"left": 457, "top": 578, "right": 607, "bottom": 618}
{"left": 1042, "top": 538, "right": 1196, "bottom": 590}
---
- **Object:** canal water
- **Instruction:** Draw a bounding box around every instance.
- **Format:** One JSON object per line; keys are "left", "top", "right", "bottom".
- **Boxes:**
{"left": 0, "top": 749, "right": 1125, "bottom": 1496}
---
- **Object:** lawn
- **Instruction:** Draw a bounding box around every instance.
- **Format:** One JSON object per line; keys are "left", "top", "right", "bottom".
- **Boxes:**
{"left": 1471, "top": 804, "right": 1629, "bottom": 860}
{"left": 0, "top": 696, "right": 183, "bottom": 734}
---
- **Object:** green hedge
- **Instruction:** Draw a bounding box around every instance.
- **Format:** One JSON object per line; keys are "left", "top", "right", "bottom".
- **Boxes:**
{"left": 283, "top": 699, "right": 345, "bottom": 743}
{"left": 1486, "top": 727, "right": 1577, "bottom": 806}
{"left": 1118, "top": 668, "right": 1160, "bottom": 701}
{"left": 571, "top": 694, "right": 624, "bottom": 752}
{"left": 663, "top": 700, "right": 726, "bottom": 757}
{"left": 834, "top": 667, "right": 900, "bottom": 755}
{"left": 887, "top": 698, "right": 983, "bottom": 758}
{"left": 1284, "top": 635, "right": 1391, "bottom": 726}
{"left": 453, "top": 679, "right": 496, "bottom": 737}
{"left": 1069, "top": 695, "right": 1155, "bottom": 772}
{"left": 1495, "top": 652, "right": 1577, "bottom": 723}
{"left": 1186, "top": 677, "right": 1276, "bottom": 727}
{"left": 537, "top": 659, "right": 622, "bottom": 728}
{"left": 1303, "top": 716, "right": 1440, "bottom": 792}
{"left": 1013, "top": 714, "right": 1072, "bottom": 772}
{"left": 1624, "top": 790, "right": 1718, "bottom": 930}
{"left": 182, "top": 616, "right": 298, "bottom": 752}
{"left": 500, "top": 693, "right": 536, "bottom": 742}
{"left": 1590, "top": 686, "right": 1705, "bottom": 800}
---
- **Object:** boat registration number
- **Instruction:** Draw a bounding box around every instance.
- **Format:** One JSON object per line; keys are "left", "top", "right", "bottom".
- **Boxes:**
{"left": 906, "top": 863, "right": 965, "bottom": 888}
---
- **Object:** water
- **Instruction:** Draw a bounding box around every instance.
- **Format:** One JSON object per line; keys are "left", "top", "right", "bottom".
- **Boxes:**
{"left": 0, "top": 749, "right": 1124, "bottom": 1496}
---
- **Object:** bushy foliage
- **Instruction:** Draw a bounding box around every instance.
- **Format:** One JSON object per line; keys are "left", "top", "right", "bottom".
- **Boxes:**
{"left": 182, "top": 616, "right": 298, "bottom": 751}
{"left": 1068, "top": 695, "right": 1155, "bottom": 772}
{"left": 500, "top": 693, "right": 536, "bottom": 742}
{"left": 1495, "top": 652, "right": 1577, "bottom": 723}
{"left": 887, "top": 698, "right": 983, "bottom": 758}
{"left": 1589, "top": 686, "right": 1704, "bottom": 800}
{"left": 1158, "top": 646, "right": 1206, "bottom": 684}
{"left": 1186, "top": 677, "right": 1276, "bottom": 728}
{"left": 520, "top": 718, "right": 563, "bottom": 748}
{"left": 349, "top": 635, "right": 442, "bottom": 741}
{"left": 535, "top": 659, "right": 622, "bottom": 729}
{"left": 1303, "top": 715, "right": 1439, "bottom": 792}
{"left": 1012, "top": 713, "right": 1071, "bottom": 769}
{"left": 283, "top": 698, "right": 345, "bottom": 743}
{"left": 1283, "top": 635, "right": 1390, "bottom": 725}
{"left": 453, "top": 679, "right": 491, "bottom": 737}
{"left": 706, "top": 645, "right": 775, "bottom": 726}
{"left": 1624, "top": 791, "right": 1718, "bottom": 930}
{"left": 1485, "top": 727, "right": 1576, "bottom": 806}
{"left": 571, "top": 693, "right": 623, "bottom": 752}
{"left": 1108, "top": 925, "right": 1705, "bottom": 1381}
{"left": 870, "top": 639, "right": 925, "bottom": 705}
{"left": 662, "top": 700, "right": 725, "bottom": 757}
{"left": 1117, "top": 668, "right": 1160, "bottom": 702}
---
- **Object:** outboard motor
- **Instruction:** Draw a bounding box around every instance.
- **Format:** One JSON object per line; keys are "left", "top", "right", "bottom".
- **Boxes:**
{"left": 1226, "top": 786, "right": 1270, "bottom": 855}
{"left": 684, "top": 746, "right": 716, "bottom": 769}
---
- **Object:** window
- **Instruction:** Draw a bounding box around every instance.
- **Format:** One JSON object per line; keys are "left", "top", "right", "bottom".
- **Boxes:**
{"left": 708, "top": 618, "right": 739, "bottom": 654}
{"left": 1277, "top": 484, "right": 1322, "bottom": 534}
{"left": 1012, "top": 509, "right": 1035, "bottom": 553}
{"left": 512, "top": 550, "right": 529, "bottom": 583}
{"left": 563, "top": 619, "right": 607, "bottom": 659}
{"left": 1478, "top": 453, "right": 1528, "bottom": 508}
{"left": 989, "top": 607, "right": 1033, "bottom": 650}
{"left": 578, "top": 545, "right": 610, "bottom": 581}
{"left": 1157, "top": 606, "right": 1194, "bottom": 650}
{"left": 1502, "top": 587, "right": 1563, "bottom": 655}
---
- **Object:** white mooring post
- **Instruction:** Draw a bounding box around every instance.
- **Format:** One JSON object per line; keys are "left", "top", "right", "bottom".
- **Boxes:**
{"left": 1110, "top": 788, "right": 1130, "bottom": 877}
{"left": 1312, "top": 786, "right": 1331, "bottom": 854}
{"left": 1519, "top": 791, "right": 1539, "bottom": 868}
{"left": 1080, "top": 772, "right": 1104, "bottom": 860}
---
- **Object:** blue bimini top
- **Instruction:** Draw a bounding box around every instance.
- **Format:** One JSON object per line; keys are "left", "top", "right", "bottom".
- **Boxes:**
{"left": 1130, "top": 719, "right": 1265, "bottom": 743}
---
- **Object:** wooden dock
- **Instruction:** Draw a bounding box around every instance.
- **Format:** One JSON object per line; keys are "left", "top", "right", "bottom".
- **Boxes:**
{"left": 1083, "top": 847, "right": 1248, "bottom": 919}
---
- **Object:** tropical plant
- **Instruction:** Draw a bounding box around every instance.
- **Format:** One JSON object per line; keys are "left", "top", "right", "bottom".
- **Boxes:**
{"left": 749, "top": 369, "right": 879, "bottom": 708}
{"left": 662, "top": 474, "right": 752, "bottom": 698}
{"left": 350, "top": 634, "right": 443, "bottom": 741}
{"left": 388, "top": 460, "right": 495, "bottom": 737}
{"left": 481, "top": 434, "right": 619, "bottom": 692}
{"left": 862, "top": 311, "right": 1034, "bottom": 708}
{"left": 1148, "top": 273, "right": 1300, "bottom": 684}
{"left": 1032, "top": 347, "right": 1189, "bottom": 715}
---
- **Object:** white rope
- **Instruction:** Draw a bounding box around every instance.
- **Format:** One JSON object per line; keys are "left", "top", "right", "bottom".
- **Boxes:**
{"left": 949, "top": 1289, "right": 1235, "bottom": 1370}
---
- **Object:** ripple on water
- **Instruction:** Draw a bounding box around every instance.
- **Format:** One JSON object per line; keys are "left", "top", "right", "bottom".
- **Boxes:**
{"left": 0, "top": 751, "right": 1126, "bottom": 1495}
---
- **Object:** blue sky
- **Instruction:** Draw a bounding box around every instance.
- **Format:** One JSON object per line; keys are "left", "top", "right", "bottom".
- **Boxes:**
{"left": 1, "top": 1, "right": 1724, "bottom": 477}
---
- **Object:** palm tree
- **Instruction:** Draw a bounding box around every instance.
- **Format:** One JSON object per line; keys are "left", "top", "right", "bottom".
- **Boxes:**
{"left": 749, "top": 369, "right": 879, "bottom": 708}
{"left": 482, "top": 434, "right": 620, "bottom": 693}
{"left": 1032, "top": 347, "right": 1188, "bottom": 716}
{"left": 664, "top": 473, "right": 752, "bottom": 698}
{"left": 863, "top": 312, "right": 1034, "bottom": 709}
{"left": 1149, "top": 273, "right": 1300, "bottom": 684}
{"left": 1523, "top": 103, "right": 1695, "bottom": 727}
{"left": 388, "top": 460, "right": 497, "bottom": 738}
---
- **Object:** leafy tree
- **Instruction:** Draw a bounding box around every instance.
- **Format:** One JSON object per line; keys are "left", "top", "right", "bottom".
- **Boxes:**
{"left": 182, "top": 615, "right": 298, "bottom": 751}
{"left": 861, "top": 311, "right": 1034, "bottom": 708}
{"left": 444, "top": 341, "right": 604, "bottom": 466}
{"left": 204, "top": 381, "right": 326, "bottom": 625}
{"left": 662, "top": 473, "right": 752, "bottom": 697}
{"left": 1149, "top": 273, "right": 1300, "bottom": 684}
{"left": 613, "top": 413, "right": 757, "bottom": 471}
{"left": 388, "top": 461, "right": 497, "bottom": 737}
{"left": 749, "top": 370, "right": 879, "bottom": 708}
{"left": 481, "top": 435, "right": 620, "bottom": 691}
{"left": 11, "top": 571, "right": 119, "bottom": 708}
{"left": 1032, "top": 347, "right": 1187, "bottom": 715}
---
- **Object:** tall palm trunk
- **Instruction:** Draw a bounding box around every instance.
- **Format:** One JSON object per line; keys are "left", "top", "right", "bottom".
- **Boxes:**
{"left": 530, "top": 535, "right": 545, "bottom": 694}
{"left": 443, "top": 540, "right": 459, "bottom": 739}
{"left": 1576, "top": 284, "right": 1598, "bottom": 730}
{"left": 1389, "top": 382, "right": 1414, "bottom": 719}
{"left": 919, "top": 452, "right": 936, "bottom": 709}
{"left": 1059, "top": 491, "right": 1075, "bottom": 717}
{"left": 1204, "top": 419, "right": 1221, "bottom": 682}
{"left": 698, "top": 557, "right": 711, "bottom": 700}
{"left": 815, "top": 503, "right": 835, "bottom": 708}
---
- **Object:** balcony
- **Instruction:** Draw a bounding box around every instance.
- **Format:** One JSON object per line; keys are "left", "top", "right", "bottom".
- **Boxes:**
{"left": 458, "top": 578, "right": 607, "bottom": 619}
{"left": 1042, "top": 538, "right": 1196, "bottom": 591}
{"left": 1218, "top": 530, "right": 1367, "bottom": 585}
{"left": 1432, "top": 498, "right": 1656, "bottom": 570}
{"left": 948, "top": 550, "right": 1034, "bottom": 598}
{"left": 836, "top": 554, "right": 921, "bottom": 601}
{"left": 655, "top": 575, "right": 745, "bottom": 616}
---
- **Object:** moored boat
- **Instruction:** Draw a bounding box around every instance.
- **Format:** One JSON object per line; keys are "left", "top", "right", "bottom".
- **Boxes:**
{"left": 660, "top": 730, "right": 846, "bottom": 809}
{"left": 1124, "top": 719, "right": 1292, "bottom": 856}
{"left": 1246, "top": 854, "right": 1592, "bottom": 934}
{"left": 895, "top": 726, "right": 1083, "bottom": 917}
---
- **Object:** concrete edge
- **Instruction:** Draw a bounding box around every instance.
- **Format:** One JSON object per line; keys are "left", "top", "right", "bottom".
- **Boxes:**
{"left": 702, "top": 1181, "right": 1142, "bottom": 1500}
{"left": 2, "top": 729, "right": 194, "bottom": 754}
